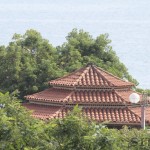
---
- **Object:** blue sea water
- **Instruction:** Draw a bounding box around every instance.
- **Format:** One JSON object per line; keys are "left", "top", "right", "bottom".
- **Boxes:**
{"left": 0, "top": 0, "right": 150, "bottom": 89}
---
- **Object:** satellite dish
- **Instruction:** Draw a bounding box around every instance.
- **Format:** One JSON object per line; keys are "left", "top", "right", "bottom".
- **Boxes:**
{"left": 129, "top": 93, "right": 140, "bottom": 103}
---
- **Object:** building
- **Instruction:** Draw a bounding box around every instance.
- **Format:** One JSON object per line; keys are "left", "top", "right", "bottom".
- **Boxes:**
{"left": 24, "top": 63, "right": 150, "bottom": 128}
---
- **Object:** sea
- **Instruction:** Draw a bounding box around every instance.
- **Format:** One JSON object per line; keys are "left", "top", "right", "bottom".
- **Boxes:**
{"left": 0, "top": 0, "right": 150, "bottom": 89}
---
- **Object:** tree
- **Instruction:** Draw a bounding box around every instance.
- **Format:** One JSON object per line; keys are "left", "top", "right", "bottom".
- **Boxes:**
{"left": 0, "top": 92, "right": 54, "bottom": 150}
{"left": 1, "top": 93, "right": 150, "bottom": 149}
{"left": 46, "top": 106, "right": 119, "bottom": 150}
{"left": 0, "top": 30, "right": 64, "bottom": 98}
{"left": 0, "top": 28, "right": 139, "bottom": 98}
{"left": 57, "top": 29, "right": 138, "bottom": 85}
{"left": 118, "top": 126, "right": 150, "bottom": 150}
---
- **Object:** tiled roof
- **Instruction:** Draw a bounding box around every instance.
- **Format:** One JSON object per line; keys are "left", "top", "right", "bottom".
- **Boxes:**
{"left": 23, "top": 103, "right": 142, "bottom": 125}
{"left": 116, "top": 90, "right": 142, "bottom": 103}
{"left": 25, "top": 88, "right": 131, "bottom": 105}
{"left": 25, "top": 88, "right": 72, "bottom": 103}
{"left": 49, "top": 64, "right": 134, "bottom": 88}
{"left": 23, "top": 103, "right": 62, "bottom": 120}
{"left": 66, "top": 90, "right": 127, "bottom": 104}
{"left": 130, "top": 107, "right": 150, "bottom": 123}
{"left": 55, "top": 107, "right": 141, "bottom": 124}
{"left": 23, "top": 64, "right": 145, "bottom": 127}
{"left": 83, "top": 107, "right": 141, "bottom": 124}
{"left": 94, "top": 66, "right": 134, "bottom": 87}
{"left": 49, "top": 67, "right": 87, "bottom": 86}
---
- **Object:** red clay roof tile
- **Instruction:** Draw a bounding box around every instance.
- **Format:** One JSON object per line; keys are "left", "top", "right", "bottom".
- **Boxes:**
{"left": 23, "top": 64, "right": 148, "bottom": 127}
{"left": 130, "top": 107, "right": 150, "bottom": 123}
{"left": 23, "top": 103, "right": 62, "bottom": 120}
{"left": 116, "top": 90, "right": 142, "bottom": 103}
{"left": 25, "top": 88, "right": 72, "bottom": 103}
{"left": 25, "top": 88, "right": 132, "bottom": 105}
{"left": 23, "top": 103, "right": 141, "bottom": 124}
{"left": 67, "top": 90, "right": 127, "bottom": 104}
{"left": 49, "top": 64, "right": 134, "bottom": 88}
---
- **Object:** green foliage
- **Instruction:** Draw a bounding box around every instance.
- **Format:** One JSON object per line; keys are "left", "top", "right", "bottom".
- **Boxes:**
{"left": 118, "top": 126, "right": 150, "bottom": 150}
{"left": 0, "top": 28, "right": 139, "bottom": 98}
{"left": 45, "top": 106, "right": 150, "bottom": 150}
{"left": 136, "top": 88, "right": 150, "bottom": 96}
{"left": 0, "top": 92, "right": 55, "bottom": 150}
{"left": 0, "top": 29, "right": 64, "bottom": 98}
{"left": 1, "top": 93, "right": 150, "bottom": 149}
{"left": 57, "top": 29, "right": 138, "bottom": 85}
{"left": 55, "top": 106, "right": 116, "bottom": 150}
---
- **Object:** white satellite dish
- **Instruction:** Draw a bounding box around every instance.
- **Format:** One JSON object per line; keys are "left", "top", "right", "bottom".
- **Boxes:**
{"left": 129, "top": 93, "right": 140, "bottom": 103}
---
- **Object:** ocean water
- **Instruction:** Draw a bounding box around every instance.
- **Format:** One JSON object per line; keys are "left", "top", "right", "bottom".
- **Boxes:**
{"left": 0, "top": 0, "right": 150, "bottom": 89}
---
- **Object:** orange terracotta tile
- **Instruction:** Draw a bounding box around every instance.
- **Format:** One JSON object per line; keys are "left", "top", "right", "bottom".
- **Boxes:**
{"left": 25, "top": 88, "right": 71, "bottom": 102}
{"left": 23, "top": 103, "right": 142, "bottom": 124}
{"left": 23, "top": 64, "right": 150, "bottom": 127}
{"left": 49, "top": 64, "right": 134, "bottom": 88}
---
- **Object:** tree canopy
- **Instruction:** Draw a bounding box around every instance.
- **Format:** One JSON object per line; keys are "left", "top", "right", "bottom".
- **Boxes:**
{"left": 0, "top": 28, "right": 138, "bottom": 98}
{"left": 0, "top": 29, "right": 64, "bottom": 98}
{"left": 1, "top": 92, "right": 150, "bottom": 150}
{"left": 0, "top": 92, "right": 54, "bottom": 150}
{"left": 57, "top": 29, "right": 138, "bottom": 84}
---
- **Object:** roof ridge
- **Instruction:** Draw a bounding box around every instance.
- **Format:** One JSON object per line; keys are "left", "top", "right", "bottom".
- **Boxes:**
{"left": 114, "top": 90, "right": 129, "bottom": 104}
{"left": 127, "top": 108, "right": 141, "bottom": 121}
{"left": 95, "top": 66, "right": 134, "bottom": 86}
{"left": 130, "top": 107, "right": 150, "bottom": 124}
{"left": 50, "top": 107, "right": 64, "bottom": 119}
{"left": 74, "top": 66, "right": 90, "bottom": 86}
{"left": 48, "top": 64, "right": 134, "bottom": 87}
{"left": 63, "top": 90, "right": 75, "bottom": 103}
{"left": 93, "top": 66, "right": 114, "bottom": 86}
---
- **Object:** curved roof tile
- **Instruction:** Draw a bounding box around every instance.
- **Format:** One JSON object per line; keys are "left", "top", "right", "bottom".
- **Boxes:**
{"left": 25, "top": 88, "right": 132, "bottom": 105}
{"left": 49, "top": 64, "right": 134, "bottom": 88}
{"left": 23, "top": 104, "right": 141, "bottom": 124}
{"left": 25, "top": 88, "right": 72, "bottom": 103}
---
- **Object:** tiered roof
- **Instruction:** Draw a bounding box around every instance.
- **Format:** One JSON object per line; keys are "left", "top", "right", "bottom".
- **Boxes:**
{"left": 26, "top": 88, "right": 128, "bottom": 105}
{"left": 23, "top": 103, "right": 62, "bottom": 120}
{"left": 24, "top": 64, "right": 149, "bottom": 127}
{"left": 25, "top": 88, "right": 71, "bottom": 103}
{"left": 23, "top": 103, "right": 142, "bottom": 124}
{"left": 49, "top": 64, "right": 134, "bottom": 88}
